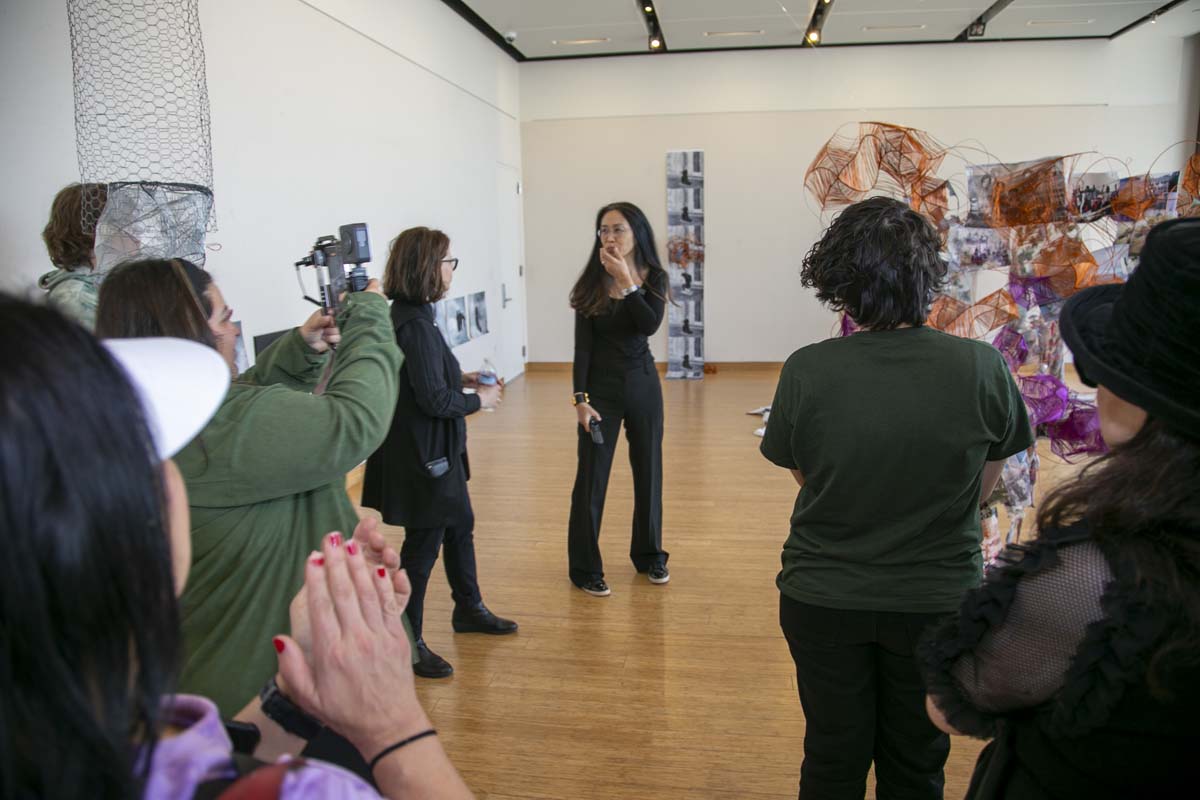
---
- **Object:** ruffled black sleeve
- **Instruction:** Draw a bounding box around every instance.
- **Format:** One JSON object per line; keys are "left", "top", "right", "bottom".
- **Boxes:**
{"left": 919, "top": 525, "right": 1111, "bottom": 738}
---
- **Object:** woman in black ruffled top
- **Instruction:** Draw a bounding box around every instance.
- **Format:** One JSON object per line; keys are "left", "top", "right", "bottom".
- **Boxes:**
{"left": 921, "top": 217, "right": 1200, "bottom": 799}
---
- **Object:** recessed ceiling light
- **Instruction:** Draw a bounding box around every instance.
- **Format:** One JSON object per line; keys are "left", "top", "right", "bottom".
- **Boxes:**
{"left": 1026, "top": 18, "right": 1095, "bottom": 27}
{"left": 704, "top": 30, "right": 766, "bottom": 37}
{"left": 551, "top": 37, "right": 611, "bottom": 45}
{"left": 861, "top": 24, "right": 927, "bottom": 32}
{"left": 806, "top": 29, "right": 820, "bottom": 43}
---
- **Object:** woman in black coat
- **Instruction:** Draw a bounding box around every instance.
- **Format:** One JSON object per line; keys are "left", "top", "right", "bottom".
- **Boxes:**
{"left": 921, "top": 218, "right": 1200, "bottom": 798}
{"left": 362, "top": 226, "right": 516, "bottom": 679}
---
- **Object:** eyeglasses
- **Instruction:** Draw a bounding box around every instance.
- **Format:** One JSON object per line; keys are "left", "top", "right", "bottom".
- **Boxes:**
{"left": 597, "top": 226, "right": 630, "bottom": 239}
{"left": 441, "top": 257, "right": 459, "bottom": 271}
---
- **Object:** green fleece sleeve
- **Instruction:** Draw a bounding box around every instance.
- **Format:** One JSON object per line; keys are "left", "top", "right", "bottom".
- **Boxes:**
{"left": 179, "top": 292, "right": 402, "bottom": 505}
{"left": 239, "top": 328, "right": 328, "bottom": 391}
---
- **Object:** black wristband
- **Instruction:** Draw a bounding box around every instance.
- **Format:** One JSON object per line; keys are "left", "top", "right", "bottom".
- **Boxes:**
{"left": 369, "top": 729, "right": 438, "bottom": 772}
{"left": 258, "top": 676, "right": 324, "bottom": 741}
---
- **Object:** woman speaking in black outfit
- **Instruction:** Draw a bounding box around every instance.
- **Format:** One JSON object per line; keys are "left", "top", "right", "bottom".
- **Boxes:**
{"left": 568, "top": 202, "right": 670, "bottom": 597}
{"left": 363, "top": 226, "right": 517, "bottom": 679}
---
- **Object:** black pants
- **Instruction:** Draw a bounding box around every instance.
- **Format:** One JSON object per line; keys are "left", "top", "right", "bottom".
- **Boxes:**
{"left": 779, "top": 594, "right": 950, "bottom": 800}
{"left": 567, "top": 360, "right": 666, "bottom": 585}
{"left": 402, "top": 520, "right": 483, "bottom": 640}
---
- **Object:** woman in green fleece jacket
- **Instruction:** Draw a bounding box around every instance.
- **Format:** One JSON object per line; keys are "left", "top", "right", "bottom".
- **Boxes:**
{"left": 95, "top": 258, "right": 402, "bottom": 717}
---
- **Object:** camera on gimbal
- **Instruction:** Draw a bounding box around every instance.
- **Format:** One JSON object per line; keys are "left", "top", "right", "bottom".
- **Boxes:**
{"left": 294, "top": 223, "right": 371, "bottom": 314}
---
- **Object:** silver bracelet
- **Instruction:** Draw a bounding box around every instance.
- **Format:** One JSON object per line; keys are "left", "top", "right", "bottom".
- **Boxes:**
{"left": 620, "top": 284, "right": 640, "bottom": 298}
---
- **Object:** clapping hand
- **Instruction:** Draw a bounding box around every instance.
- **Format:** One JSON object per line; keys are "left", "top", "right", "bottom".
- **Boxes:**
{"left": 285, "top": 516, "right": 403, "bottom": 663}
{"left": 273, "top": 530, "right": 427, "bottom": 758}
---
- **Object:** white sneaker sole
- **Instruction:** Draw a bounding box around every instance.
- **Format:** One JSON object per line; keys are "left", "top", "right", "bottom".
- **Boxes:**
{"left": 648, "top": 573, "right": 670, "bottom": 585}
{"left": 580, "top": 584, "right": 611, "bottom": 597}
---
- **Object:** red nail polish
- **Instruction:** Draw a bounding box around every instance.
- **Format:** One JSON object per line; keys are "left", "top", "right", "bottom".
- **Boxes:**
{"left": 330, "top": 533, "right": 342, "bottom": 547}
{"left": 273, "top": 637, "right": 285, "bottom": 654}
{"left": 377, "top": 567, "right": 387, "bottom": 578}
{"left": 347, "top": 542, "right": 358, "bottom": 556}
{"left": 312, "top": 557, "right": 325, "bottom": 566}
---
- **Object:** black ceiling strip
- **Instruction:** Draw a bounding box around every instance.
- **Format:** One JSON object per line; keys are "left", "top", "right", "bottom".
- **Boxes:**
{"left": 1110, "top": 0, "right": 1188, "bottom": 39}
{"left": 955, "top": 0, "right": 1017, "bottom": 42}
{"left": 804, "top": 0, "right": 835, "bottom": 46}
{"left": 639, "top": 1, "right": 668, "bottom": 52}
{"left": 437, "top": 0, "right": 526, "bottom": 61}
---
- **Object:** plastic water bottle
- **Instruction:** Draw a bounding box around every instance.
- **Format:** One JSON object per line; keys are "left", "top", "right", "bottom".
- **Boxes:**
{"left": 478, "top": 358, "right": 498, "bottom": 386}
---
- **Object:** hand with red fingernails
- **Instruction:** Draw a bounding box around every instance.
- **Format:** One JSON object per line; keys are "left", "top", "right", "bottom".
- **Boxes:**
{"left": 272, "top": 525, "right": 472, "bottom": 796}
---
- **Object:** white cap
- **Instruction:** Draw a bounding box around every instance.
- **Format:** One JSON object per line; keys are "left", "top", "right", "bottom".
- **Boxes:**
{"left": 103, "top": 338, "right": 230, "bottom": 459}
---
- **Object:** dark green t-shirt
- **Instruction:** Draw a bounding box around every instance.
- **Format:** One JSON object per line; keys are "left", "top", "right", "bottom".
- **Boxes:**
{"left": 761, "top": 326, "right": 1034, "bottom": 613}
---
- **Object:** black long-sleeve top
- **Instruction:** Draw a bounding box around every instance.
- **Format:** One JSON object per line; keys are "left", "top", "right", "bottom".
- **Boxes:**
{"left": 572, "top": 270, "right": 667, "bottom": 394}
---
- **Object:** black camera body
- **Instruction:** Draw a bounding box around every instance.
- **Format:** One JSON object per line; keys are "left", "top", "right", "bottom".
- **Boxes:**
{"left": 295, "top": 223, "right": 371, "bottom": 314}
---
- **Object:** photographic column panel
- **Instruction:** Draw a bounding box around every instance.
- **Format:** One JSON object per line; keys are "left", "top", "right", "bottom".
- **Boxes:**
{"left": 666, "top": 150, "right": 704, "bottom": 380}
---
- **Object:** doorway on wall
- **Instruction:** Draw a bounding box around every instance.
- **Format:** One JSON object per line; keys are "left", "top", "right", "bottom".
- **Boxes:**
{"left": 494, "top": 162, "right": 527, "bottom": 380}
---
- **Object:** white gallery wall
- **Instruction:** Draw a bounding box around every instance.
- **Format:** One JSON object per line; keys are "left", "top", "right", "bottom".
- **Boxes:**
{"left": 520, "top": 26, "right": 1200, "bottom": 364}
{"left": 0, "top": 0, "right": 526, "bottom": 376}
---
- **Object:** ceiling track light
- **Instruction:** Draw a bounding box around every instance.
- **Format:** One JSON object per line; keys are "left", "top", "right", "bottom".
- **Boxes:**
{"left": 804, "top": 0, "right": 834, "bottom": 46}
{"left": 637, "top": 0, "right": 667, "bottom": 52}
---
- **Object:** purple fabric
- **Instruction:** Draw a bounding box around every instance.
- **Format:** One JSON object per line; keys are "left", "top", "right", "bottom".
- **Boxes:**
{"left": 141, "top": 695, "right": 380, "bottom": 800}
{"left": 838, "top": 313, "right": 860, "bottom": 337}
{"left": 991, "top": 325, "right": 1029, "bottom": 372}
{"left": 1009, "top": 275, "right": 1059, "bottom": 309}
{"left": 1046, "top": 400, "right": 1108, "bottom": 461}
{"left": 1018, "top": 374, "right": 1071, "bottom": 427}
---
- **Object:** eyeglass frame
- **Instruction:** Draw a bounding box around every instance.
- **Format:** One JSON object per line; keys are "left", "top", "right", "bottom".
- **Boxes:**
{"left": 440, "top": 257, "right": 459, "bottom": 271}
{"left": 596, "top": 225, "right": 631, "bottom": 239}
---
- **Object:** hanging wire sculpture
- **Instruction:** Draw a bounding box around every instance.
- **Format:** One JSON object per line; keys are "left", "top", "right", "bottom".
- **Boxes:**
{"left": 68, "top": 0, "right": 215, "bottom": 269}
{"left": 805, "top": 122, "right": 1196, "bottom": 564}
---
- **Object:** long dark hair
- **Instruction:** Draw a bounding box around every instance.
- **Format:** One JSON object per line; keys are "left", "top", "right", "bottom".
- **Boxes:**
{"left": 1038, "top": 417, "right": 1200, "bottom": 694}
{"left": 96, "top": 258, "right": 216, "bottom": 348}
{"left": 800, "top": 196, "right": 946, "bottom": 330}
{"left": 570, "top": 202, "right": 668, "bottom": 318}
{"left": 0, "top": 296, "right": 181, "bottom": 799}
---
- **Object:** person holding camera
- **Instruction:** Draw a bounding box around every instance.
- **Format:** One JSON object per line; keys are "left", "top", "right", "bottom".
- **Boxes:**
{"left": 567, "top": 202, "right": 671, "bottom": 598}
{"left": 362, "top": 226, "right": 517, "bottom": 679}
{"left": 94, "top": 258, "right": 402, "bottom": 725}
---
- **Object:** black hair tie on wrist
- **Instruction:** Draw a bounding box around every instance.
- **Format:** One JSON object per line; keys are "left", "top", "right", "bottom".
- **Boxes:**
{"left": 369, "top": 729, "right": 437, "bottom": 772}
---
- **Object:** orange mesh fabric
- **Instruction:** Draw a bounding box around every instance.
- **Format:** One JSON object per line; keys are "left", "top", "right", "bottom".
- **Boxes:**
{"left": 927, "top": 289, "right": 1018, "bottom": 340}
{"left": 1179, "top": 153, "right": 1200, "bottom": 218}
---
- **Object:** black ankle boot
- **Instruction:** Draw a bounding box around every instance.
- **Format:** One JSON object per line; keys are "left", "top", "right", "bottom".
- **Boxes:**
{"left": 451, "top": 603, "right": 518, "bottom": 635}
{"left": 413, "top": 638, "right": 453, "bottom": 679}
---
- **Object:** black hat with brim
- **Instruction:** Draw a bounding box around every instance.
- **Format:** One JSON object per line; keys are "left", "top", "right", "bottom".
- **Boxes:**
{"left": 1059, "top": 217, "right": 1200, "bottom": 440}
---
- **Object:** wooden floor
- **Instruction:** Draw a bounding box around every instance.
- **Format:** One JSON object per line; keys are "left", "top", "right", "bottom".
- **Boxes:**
{"left": 349, "top": 366, "right": 1078, "bottom": 800}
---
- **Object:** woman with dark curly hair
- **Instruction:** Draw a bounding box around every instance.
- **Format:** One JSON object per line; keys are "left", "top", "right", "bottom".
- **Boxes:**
{"left": 921, "top": 217, "right": 1200, "bottom": 799}
{"left": 760, "top": 197, "right": 1033, "bottom": 799}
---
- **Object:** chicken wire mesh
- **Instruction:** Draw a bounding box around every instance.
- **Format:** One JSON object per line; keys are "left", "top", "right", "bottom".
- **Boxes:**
{"left": 68, "top": 0, "right": 214, "bottom": 242}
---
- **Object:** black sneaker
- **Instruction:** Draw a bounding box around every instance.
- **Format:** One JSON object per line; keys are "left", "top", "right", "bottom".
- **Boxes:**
{"left": 413, "top": 639, "right": 453, "bottom": 679}
{"left": 579, "top": 578, "right": 611, "bottom": 597}
{"left": 648, "top": 564, "right": 670, "bottom": 585}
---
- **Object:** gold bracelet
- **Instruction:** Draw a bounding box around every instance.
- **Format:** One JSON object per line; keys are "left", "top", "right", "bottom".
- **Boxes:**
{"left": 572, "top": 392, "right": 589, "bottom": 406}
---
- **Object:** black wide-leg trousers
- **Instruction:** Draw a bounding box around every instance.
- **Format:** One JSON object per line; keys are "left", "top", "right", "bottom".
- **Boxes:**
{"left": 568, "top": 360, "right": 667, "bottom": 586}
